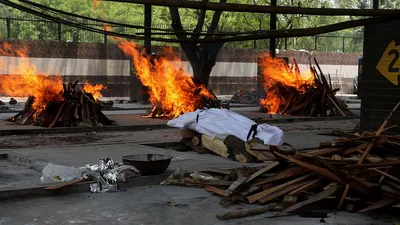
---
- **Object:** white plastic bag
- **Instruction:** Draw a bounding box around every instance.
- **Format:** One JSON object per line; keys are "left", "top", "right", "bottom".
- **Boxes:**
{"left": 167, "top": 108, "right": 284, "bottom": 146}
{"left": 40, "top": 163, "right": 82, "bottom": 184}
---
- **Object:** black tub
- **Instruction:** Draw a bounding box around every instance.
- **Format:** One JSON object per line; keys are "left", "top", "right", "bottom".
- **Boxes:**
{"left": 122, "top": 154, "right": 172, "bottom": 175}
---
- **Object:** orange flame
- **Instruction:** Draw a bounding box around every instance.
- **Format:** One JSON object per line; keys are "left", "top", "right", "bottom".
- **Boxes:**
{"left": 259, "top": 55, "right": 314, "bottom": 114}
{"left": 0, "top": 43, "right": 107, "bottom": 117}
{"left": 117, "top": 41, "right": 214, "bottom": 118}
{"left": 83, "top": 80, "right": 106, "bottom": 100}
{"left": 0, "top": 43, "right": 63, "bottom": 113}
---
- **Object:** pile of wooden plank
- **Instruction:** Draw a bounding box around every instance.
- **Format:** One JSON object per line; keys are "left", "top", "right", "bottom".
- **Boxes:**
{"left": 262, "top": 58, "right": 353, "bottom": 117}
{"left": 8, "top": 81, "right": 114, "bottom": 128}
{"left": 175, "top": 129, "right": 293, "bottom": 163}
{"left": 166, "top": 103, "right": 400, "bottom": 219}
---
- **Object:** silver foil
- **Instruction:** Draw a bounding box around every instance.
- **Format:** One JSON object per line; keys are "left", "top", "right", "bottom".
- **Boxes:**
{"left": 84, "top": 158, "right": 139, "bottom": 193}
{"left": 190, "top": 171, "right": 219, "bottom": 182}
{"left": 90, "top": 183, "right": 101, "bottom": 193}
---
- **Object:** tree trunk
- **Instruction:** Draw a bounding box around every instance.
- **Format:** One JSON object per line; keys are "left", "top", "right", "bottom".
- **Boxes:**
{"left": 169, "top": 1, "right": 225, "bottom": 88}
{"left": 190, "top": 43, "right": 223, "bottom": 87}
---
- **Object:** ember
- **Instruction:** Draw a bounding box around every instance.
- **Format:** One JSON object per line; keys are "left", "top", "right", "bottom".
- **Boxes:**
{"left": 117, "top": 41, "right": 219, "bottom": 118}
{"left": 259, "top": 55, "right": 352, "bottom": 117}
{"left": 0, "top": 42, "right": 113, "bottom": 127}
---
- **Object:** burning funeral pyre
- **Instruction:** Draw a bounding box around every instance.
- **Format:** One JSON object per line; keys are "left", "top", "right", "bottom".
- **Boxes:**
{"left": 259, "top": 56, "right": 352, "bottom": 117}
{"left": 117, "top": 41, "right": 220, "bottom": 119}
{"left": 0, "top": 42, "right": 113, "bottom": 128}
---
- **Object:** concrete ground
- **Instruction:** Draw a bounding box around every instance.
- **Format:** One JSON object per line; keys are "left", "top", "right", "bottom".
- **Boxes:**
{"left": 1, "top": 113, "right": 383, "bottom": 225}
{"left": 0, "top": 186, "right": 396, "bottom": 225}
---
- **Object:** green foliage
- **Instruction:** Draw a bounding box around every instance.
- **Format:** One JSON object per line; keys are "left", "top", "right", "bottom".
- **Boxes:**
{"left": 1, "top": 0, "right": 398, "bottom": 52}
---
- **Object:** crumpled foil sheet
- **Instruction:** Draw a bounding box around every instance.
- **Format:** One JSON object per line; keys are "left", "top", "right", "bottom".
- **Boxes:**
{"left": 83, "top": 158, "right": 140, "bottom": 193}
{"left": 190, "top": 171, "right": 219, "bottom": 182}
{"left": 90, "top": 183, "right": 101, "bottom": 193}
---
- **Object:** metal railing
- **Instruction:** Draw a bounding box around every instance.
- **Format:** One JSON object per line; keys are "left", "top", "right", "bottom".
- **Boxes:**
{"left": 0, "top": 17, "right": 363, "bottom": 53}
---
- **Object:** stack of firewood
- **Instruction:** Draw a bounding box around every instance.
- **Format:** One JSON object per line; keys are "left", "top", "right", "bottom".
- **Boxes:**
{"left": 175, "top": 129, "right": 292, "bottom": 163}
{"left": 8, "top": 81, "right": 114, "bottom": 128}
{"left": 262, "top": 58, "right": 353, "bottom": 117}
{"left": 166, "top": 102, "right": 400, "bottom": 219}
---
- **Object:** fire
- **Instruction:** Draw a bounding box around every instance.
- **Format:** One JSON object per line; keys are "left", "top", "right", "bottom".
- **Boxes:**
{"left": 117, "top": 41, "right": 215, "bottom": 118}
{"left": 0, "top": 42, "right": 107, "bottom": 117}
{"left": 0, "top": 43, "right": 63, "bottom": 113}
{"left": 83, "top": 80, "right": 106, "bottom": 100}
{"left": 259, "top": 55, "right": 314, "bottom": 114}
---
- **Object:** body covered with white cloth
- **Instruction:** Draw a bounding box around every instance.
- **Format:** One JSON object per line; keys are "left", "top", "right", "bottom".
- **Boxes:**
{"left": 167, "top": 108, "right": 284, "bottom": 146}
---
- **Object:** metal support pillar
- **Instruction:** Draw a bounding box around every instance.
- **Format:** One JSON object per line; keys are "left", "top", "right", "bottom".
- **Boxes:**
{"left": 6, "top": 18, "right": 10, "bottom": 39}
{"left": 373, "top": 0, "right": 379, "bottom": 9}
{"left": 270, "top": 0, "right": 276, "bottom": 57}
{"left": 144, "top": 4, "right": 152, "bottom": 54}
{"left": 142, "top": 4, "right": 152, "bottom": 102}
{"left": 57, "top": 23, "right": 62, "bottom": 41}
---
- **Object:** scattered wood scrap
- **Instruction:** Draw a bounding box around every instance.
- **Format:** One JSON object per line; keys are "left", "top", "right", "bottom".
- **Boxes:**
{"left": 164, "top": 102, "right": 400, "bottom": 219}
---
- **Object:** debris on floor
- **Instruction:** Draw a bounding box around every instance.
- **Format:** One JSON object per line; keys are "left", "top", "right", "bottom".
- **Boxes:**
{"left": 162, "top": 102, "right": 400, "bottom": 218}
{"left": 41, "top": 158, "right": 140, "bottom": 192}
{"left": 100, "top": 100, "right": 114, "bottom": 108}
{"left": 230, "top": 89, "right": 259, "bottom": 104}
{"left": 9, "top": 97, "right": 17, "bottom": 105}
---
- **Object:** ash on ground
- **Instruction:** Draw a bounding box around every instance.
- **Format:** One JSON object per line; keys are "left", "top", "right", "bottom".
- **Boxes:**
{"left": 230, "top": 90, "right": 259, "bottom": 104}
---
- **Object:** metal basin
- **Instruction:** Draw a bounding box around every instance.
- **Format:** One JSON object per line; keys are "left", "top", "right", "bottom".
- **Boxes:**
{"left": 122, "top": 154, "right": 172, "bottom": 175}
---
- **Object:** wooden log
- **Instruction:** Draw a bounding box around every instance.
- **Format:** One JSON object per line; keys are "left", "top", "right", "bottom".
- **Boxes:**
{"left": 254, "top": 167, "right": 308, "bottom": 186}
{"left": 191, "top": 145, "right": 209, "bottom": 154}
{"left": 288, "top": 178, "right": 323, "bottom": 196}
{"left": 202, "top": 134, "right": 229, "bottom": 158}
{"left": 306, "top": 147, "right": 344, "bottom": 156}
{"left": 328, "top": 73, "right": 333, "bottom": 90}
{"left": 283, "top": 195, "right": 298, "bottom": 209}
{"left": 276, "top": 152, "right": 343, "bottom": 184}
{"left": 314, "top": 57, "right": 331, "bottom": 91}
{"left": 224, "top": 174, "right": 248, "bottom": 197}
{"left": 281, "top": 92, "right": 295, "bottom": 115}
{"left": 339, "top": 101, "right": 400, "bottom": 209}
{"left": 246, "top": 143, "right": 276, "bottom": 161}
{"left": 205, "top": 185, "right": 225, "bottom": 196}
{"left": 343, "top": 143, "right": 368, "bottom": 155}
{"left": 358, "top": 198, "right": 396, "bottom": 212}
{"left": 48, "top": 102, "right": 65, "bottom": 128}
{"left": 245, "top": 161, "right": 280, "bottom": 184}
{"left": 258, "top": 180, "right": 310, "bottom": 204}
{"left": 343, "top": 160, "right": 400, "bottom": 169}
{"left": 180, "top": 129, "right": 198, "bottom": 139}
{"left": 373, "top": 169, "right": 400, "bottom": 183}
{"left": 192, "top": 135, "right": 201, "bottom": 146}
{"left": 216, "top": 203, "right": 277, "bottom": 220}
{"left": 249, "top": 142, "right": 270, "bottom": 151}
{"left": 314, "top": 155, "right": 380, "bottom": 201}
{"left": 327, "top": 95, "right": 346, "bottom": 116}
{"left": 224, "top": 135, "right": 255, "bottom": 163}
{"left": 279, "top": 184, "right": 339, "bottom": 215}
{"left": 44, "top": 178, "right": 87, "bottom": 190}
{"left": 248, "top": 174, "right": 313, "bottom": 204}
